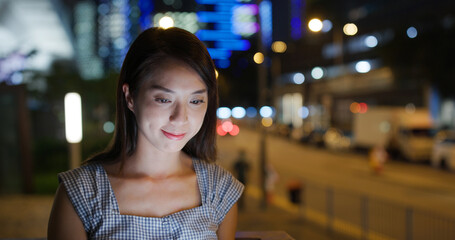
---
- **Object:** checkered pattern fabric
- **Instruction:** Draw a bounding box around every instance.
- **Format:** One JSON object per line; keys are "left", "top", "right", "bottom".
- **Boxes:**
{"left": 58, "top": 159, "right": 244, "bottom": 239}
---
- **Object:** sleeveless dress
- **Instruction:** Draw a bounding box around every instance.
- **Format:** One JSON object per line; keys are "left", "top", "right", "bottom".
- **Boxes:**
{"left": 58, "top": 159, "right": 244, "bottom": 239}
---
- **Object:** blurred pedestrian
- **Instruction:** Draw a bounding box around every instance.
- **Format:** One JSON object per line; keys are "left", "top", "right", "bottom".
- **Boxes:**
{"left": 369, "top": 144, "right": 388, "bottom": 175}
{"left": 265, "top": 163, "right": 279, "bottom": 204}
{"left": 48, "top": 27, "right": 244, "bottom": 239}
{"left": 233, "top": 149, "right": 250, "bottom": 209}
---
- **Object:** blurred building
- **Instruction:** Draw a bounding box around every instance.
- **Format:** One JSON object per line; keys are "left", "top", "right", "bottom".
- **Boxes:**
{"left": 0, "top": 0, "right": 75, "bottom": 193}
{"left": 269, "top": 0, "right": 455, "bottom": 133}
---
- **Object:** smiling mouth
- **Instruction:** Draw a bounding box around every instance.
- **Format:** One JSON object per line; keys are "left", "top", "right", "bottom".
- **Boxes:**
{"left": 161, "top": 130, "right": 186, "bottom": 140}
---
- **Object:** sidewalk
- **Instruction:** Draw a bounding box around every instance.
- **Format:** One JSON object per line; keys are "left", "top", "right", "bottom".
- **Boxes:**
{"left": 237, "top": 188, "right": 353, "bottom": 240}
{"left": 0, "top": 193, "right": 352, "bottom": 240}
{"left": 0, "top": 195, "right": 52, "bottom": 239}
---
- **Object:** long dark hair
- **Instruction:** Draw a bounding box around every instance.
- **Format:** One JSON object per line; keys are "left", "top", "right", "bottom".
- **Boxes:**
{"left": 86, "top": 27, "right": 218, "bottom": 165}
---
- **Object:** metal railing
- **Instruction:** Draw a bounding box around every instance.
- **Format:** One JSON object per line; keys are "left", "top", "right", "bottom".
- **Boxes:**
{"left": 297, "top": 180, "right": 455, "bottom": 240}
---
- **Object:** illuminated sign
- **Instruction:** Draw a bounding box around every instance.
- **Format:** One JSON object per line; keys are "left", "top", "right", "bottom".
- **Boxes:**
{"left": 196, "top": 0, "right": 257, "bottom": 68}
{"left": 259, "top": 0, "right": 272, "bottom": 48}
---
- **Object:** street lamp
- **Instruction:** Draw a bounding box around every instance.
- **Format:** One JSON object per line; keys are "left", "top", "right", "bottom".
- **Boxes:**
{"left": 64, "top": 92, "right": 83, "bottom": 169}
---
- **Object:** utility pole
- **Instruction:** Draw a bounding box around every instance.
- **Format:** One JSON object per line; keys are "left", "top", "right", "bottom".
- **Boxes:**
{"left": 257, "top": 0, "right": 271, "bottom": 209}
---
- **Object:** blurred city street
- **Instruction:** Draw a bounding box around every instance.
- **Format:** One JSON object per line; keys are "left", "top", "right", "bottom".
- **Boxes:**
{"left": 2, "top": 0, "right": 455, "bottom": 239}
{"left": 2, "top": 126, "right": 455, "bottom": 239}
{"left": 218, "top": 127, "right": 455, "bottom": 219}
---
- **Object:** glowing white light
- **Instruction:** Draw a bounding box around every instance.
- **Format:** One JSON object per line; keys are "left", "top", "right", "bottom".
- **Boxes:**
{"left": 259, "top": 106, "right": 273, "bottom": 118}
{"left": 159, "top": 16, "right": 174, "bottom": 29}
{"left": 217, "top": 107, "right": 231, "bottom": 119}
{"left": 407, "top": 27, "right": 418, "bottom": 38}
{"left": 64, "top": 93, "right": 83, "bottom": 143}
{"left": 311, "top": 67, "right": 324, "bottom": 79}
{"left": 298, "top": 106, "right": 310, "bottom": 119}
{"left": 343, "top": 23, "right": 358, "bottom": 36}
{"left": 103, "top": 121, "right": 115, "bottom": 133}
{"left": 365, "top": 35, "right": 378, "bottom": 48}
{"left": 321, "top": 19, "right": 333, "bottom": 33}
{"left": 355, "top": 61, "right": 371, "bottom": 73}
{"left": 308, "top": 18, "right": 323, "bottom": 32}
{"left": 293, "top": 73, "right": 305, "bottom": 84}
{"left": 231, "top": 107, "right": 246, "bottom": 119}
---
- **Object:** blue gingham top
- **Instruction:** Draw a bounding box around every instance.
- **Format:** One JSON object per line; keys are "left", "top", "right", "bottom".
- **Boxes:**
{"left": 58, "top": 159, "right": 244, "bottom": 239}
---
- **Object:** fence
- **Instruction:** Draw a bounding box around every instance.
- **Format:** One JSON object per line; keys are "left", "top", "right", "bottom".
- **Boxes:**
{"left": 297, "top": 180, "right": 455, "bottom": 240}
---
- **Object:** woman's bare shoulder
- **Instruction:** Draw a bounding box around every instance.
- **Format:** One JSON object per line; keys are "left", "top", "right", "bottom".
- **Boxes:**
{"left": 47, "top": 184, "right": 87, "bottom": 240}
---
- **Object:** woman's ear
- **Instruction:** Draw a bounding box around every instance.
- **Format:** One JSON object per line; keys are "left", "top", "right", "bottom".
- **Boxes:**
{"left": 122, "top": 83, "right": 134, "bottom": 112}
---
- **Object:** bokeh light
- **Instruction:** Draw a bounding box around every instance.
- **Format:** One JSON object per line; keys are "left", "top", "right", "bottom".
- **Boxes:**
{"left": 261, "top": 117, "right": 273, "bottom": 127}
{"left": 103, "top": 121, "right": 115, "bottom": 133}
{"left": 217, "top": 125, "right": 227, "bottom": 136}
{"left": 298, "top": 106, "right": 310, "bottom": 119}
{"left": 365, "top": 35, "right": 378, "bottom": 48}
{"left": 293, "top": 73, "right": 305, "bottom": 84}
{"left": 350, "top": 102, "right": 368, "bottom": 113}
{"left": 259, "top": 106, "right": 273, "bottom": 118}
{"left": 253, "top": 52, "right": 264, "bottom": 64}
{"left": 355, "top": 61, "right": 371, "bottom": 73}
{"left": 321, "top": 19, "right": 333, "bottom": 32}
{"left": 232, "top": 106, "right": 246, "bottom": 119}
{"left": 229, "top": 125, "right": 240, "bottom": 136}
{"left": 407, "top": 26, "right": 418, "bottom": 38}
{"left": 311, "top": 67, "right": 324, "bottom": 79}
{"left": 359, "top": 102, "right": 368, "bottom": 113}
{"left": 271, "top": 41, "right": 287, "bottom": 53}
{"left": 246, "top": 107, "right": 257, "bottom": 118}
{"left": 350, "top": 102, "right": 360, "bottom": 113}
{"left": 308, "top": 18, "right": 323, "bottom": 32}
{"left": 217, "top": 107, "right": 231, "bottom": 119}
{"left": 221, "top": 120, "right": 234, "bottom": 132}
{"left": 343, "top": 23, "right": 358, "bottom": 36}
{"left": 158, "top": 16, "right": 174, "bottom": 29}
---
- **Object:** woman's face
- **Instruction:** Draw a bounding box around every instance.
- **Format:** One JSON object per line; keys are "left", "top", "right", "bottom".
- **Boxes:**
{"left": 124, "top": 59, "right": 208, "bottom": 153}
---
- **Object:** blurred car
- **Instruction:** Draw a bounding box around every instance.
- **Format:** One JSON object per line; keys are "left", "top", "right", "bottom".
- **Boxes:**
{"left": 300, "top": 128, "right": 326, "bottom": 147}
{"left": 395, "top": 126, "right": 435, "bottom": 162}
{"left": 431, "top": 130, "right": 455, "bottom": 171}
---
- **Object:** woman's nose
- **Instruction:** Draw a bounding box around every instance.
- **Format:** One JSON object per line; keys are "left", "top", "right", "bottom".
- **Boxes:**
{"left": 170, "top": 103, "right": 188, "bottom": 124}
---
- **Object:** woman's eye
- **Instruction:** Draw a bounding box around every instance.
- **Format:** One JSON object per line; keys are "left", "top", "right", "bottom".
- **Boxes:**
{"left": 155, "top": 98, "right": 171, "bottom": 103}
{"left": 190, "top": 99, "right": 205, "bottom": 105}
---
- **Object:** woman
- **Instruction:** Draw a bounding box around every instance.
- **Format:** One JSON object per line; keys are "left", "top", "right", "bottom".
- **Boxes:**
{"left": 48, "top": 27, "right": 244, "bottom": 239}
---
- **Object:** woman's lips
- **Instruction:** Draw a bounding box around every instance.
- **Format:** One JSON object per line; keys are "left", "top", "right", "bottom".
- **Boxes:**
{"left": 161, "top": 130, "right": 186, "bottom": 140}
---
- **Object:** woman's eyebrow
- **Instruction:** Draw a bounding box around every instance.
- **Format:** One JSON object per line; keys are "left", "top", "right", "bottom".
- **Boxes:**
{"left": 151, "top": 85, "right": 173, "bottom": 93}
{"left": 151, "top": 85, "right": 207, "bottom": 94}
{"left": 192, "top": 89, "right": 207, "bottom": 94}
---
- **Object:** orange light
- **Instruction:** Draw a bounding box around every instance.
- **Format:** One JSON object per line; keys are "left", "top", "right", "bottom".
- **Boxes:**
{"left": 350, "top": 102, "right": 360, "bottom": 113}
{"left": 261, "top": 117, "right": 273, "bottom": 127}
{"left": 229, "top": 125, "right": 240, "bottom": 136}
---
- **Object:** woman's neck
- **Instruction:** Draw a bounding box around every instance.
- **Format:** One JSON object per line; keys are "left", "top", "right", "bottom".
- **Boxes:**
{"left": 114, "top": 142, "right": 191, "bottom": 179}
